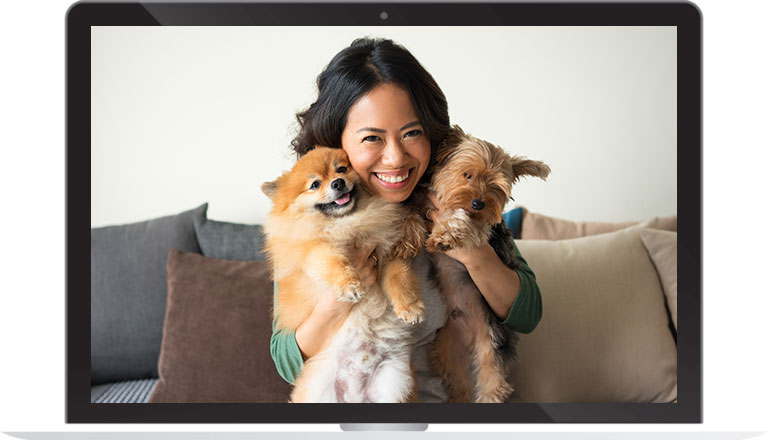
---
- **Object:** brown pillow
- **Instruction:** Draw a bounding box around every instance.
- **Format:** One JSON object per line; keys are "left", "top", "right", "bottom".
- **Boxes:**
{"left": 640, "top": 228, "right": 678, "bottom": 330}
{"left": 148, "top": 249, "right": 291, "bottom": 403}
{"left": 511, "top": 226, "right": 677, "bottom": 402}
{"left": 519, "top": 206, "right": 677, "bottom": 240}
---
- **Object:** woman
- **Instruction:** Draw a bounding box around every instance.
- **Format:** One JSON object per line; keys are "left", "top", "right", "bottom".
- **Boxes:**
{"left": 270, "top": 37, "right": 542, "bottom": 402}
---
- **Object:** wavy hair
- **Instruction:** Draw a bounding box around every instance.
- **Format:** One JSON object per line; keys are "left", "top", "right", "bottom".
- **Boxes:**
{"left": 291, "top": 37, "right": 451, "bottom": 181}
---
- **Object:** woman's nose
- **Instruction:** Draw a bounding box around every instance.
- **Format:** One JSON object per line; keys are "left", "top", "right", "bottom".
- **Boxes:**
{"left": 380, "top": 139, "right": 407, "bottom": 167}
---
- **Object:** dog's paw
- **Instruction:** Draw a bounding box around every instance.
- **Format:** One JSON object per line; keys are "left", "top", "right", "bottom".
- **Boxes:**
{"left": 395, "top": 299, "right": 425, "bottom": 325}
{"left": 398, "top": 213, "right": 427, "bottom": 258}
{"left": 426, "top": 234, "right": 455, "bottom": 253}
{"left": 474, "top": 382, "right": 513, "bottom": 403}
{"left": 389, "top": 240, "right": 420, "bottom": 259}
{"left": 338, "top": 279, "right": 365, "bottom": 303}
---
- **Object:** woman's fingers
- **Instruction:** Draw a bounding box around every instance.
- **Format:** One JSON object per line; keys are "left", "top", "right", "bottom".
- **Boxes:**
{"left": 362, "top": 254, "right": 378, "bottom": 288}
{"left": 424, "top": 190, "right": 440, "bottom": 231}
{"left": 348, "top": 244, "right": 378, "bottom": 289}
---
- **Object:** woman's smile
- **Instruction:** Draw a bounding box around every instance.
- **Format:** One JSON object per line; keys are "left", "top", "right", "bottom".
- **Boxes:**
{"left": 373, "top": 168, "right": 412, "bottom": 188}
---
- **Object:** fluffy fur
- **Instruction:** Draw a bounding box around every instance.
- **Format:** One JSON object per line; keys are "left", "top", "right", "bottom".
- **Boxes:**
{"left": 261, "top": 146, "right": 426, "bottom": 403}
{"left": 426, "top": 125, "right": 551, "bottom": 402}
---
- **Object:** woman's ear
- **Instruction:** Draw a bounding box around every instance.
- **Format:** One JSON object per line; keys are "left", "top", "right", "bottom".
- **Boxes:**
{"left": 261, "top": 180, "right": 278, "bottom": 200}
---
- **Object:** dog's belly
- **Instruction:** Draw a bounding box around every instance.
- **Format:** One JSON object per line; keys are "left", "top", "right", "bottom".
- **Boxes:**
{"left": 432, "top": 254, "right": 485, "bottom": 330}
{"left": 295, "top": 298, "right": 414, "bottom": 403}
{"left": 331, "top": 327, "right": 398, "bottom": 402}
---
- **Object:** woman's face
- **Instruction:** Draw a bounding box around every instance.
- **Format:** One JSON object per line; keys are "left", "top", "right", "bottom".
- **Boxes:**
{"left": 341, "top": 83, "right": 431, "bottom": 203}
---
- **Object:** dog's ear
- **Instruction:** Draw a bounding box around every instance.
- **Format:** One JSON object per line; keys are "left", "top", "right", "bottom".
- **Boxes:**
{"left": 434, "top": 125, "right": 468, "bottom": 166}
{"left": 261, "top": 180, "right": 279, "bottom": 200}
{"left": 503, "top": 156, "right": 551, "bottom": 185}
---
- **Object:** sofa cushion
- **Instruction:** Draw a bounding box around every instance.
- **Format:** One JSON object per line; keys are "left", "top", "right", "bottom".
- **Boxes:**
{"left": 519, "top": 206, "right": 677, "bottom": 240}
{"left": 148, "top": 249, "right": 291, "bottom": 403}
{"left": 90, "top": 203, "right": 208, "bottom": 384}
{"left": 641, "top": 228, "right": 678, "bottom": 331}
{"left": 511, "top": 225, "right": 678, "bottom": 402}
{"left": 194, "top": 217, "right": 266, "bottom": 261}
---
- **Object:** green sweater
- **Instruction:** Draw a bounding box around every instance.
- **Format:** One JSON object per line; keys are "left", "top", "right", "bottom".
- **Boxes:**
{"left": 269, "top": 229, "right": 542, "bottom": 384}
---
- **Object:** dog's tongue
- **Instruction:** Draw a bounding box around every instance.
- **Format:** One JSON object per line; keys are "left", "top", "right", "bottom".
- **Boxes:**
{"left": 334, "top": 193, "right": 351, "bottom": 205}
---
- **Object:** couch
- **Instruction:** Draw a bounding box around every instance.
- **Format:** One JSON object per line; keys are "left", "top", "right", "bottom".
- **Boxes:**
{"left": 90, "top": 203, "right": 678, "bottom": 403}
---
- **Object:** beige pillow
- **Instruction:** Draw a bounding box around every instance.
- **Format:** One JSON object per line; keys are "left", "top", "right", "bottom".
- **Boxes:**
{"left": 511, "top": 226, "right": 677, "bottom": 402}
{"left": 519, "top": 207, "right": 677, "bottom": 240}
{"left": 640, "top": 228, "right": 678, "bottom": 330}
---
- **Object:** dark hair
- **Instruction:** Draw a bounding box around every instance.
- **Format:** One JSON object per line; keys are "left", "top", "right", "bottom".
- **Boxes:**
{"left": 291, "top": 37, "right": 450, "bottom": 172}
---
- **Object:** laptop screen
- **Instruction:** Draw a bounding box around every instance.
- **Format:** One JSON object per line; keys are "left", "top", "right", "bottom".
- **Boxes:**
{"left": 70, "top": 2, "right": 701, "bottom": 424}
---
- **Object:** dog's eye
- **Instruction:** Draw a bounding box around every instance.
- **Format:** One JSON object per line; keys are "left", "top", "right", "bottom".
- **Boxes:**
{"left": 309, "top": 180, "right": 321, "bottom": 190}
{"left": 336, "top": 166, "right": 347, "bottom": 174}
{"left": 463, "top": 173, "right": 472, "bottom": 179}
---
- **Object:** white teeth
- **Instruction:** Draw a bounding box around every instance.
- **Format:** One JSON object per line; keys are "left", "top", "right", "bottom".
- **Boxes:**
{"left": 375, "top": 170, "right": 409, "bottom": 184}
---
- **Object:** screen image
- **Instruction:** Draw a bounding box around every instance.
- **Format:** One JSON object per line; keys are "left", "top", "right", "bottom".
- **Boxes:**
{"left": 71, "top": 5, "right": 700, "bottom": 423}
{"left": 90, "top": 24, "right": 676, "bottom": 399}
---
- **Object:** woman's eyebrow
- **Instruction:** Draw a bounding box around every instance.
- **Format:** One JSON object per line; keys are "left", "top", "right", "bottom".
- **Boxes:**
{"left": 356, "top": 127, "right": 386, "bottom": 133}
{"left": 400, "top": 121, "right": 421, "bottom": 131}
{"left": 355, "top": 121, "right": 421, "bottom": 133}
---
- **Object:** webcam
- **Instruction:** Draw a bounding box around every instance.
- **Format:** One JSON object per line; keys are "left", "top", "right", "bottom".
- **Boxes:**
{"left": 380, "top": 11, "right": 388, "bottom": 20}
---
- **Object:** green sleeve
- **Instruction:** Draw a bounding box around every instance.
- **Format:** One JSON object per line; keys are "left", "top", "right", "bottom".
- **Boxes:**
{"left": 269, "top": 281, "right": 304, "bottom": 384}
{"left": 498, "top": 238, "right": 543, "bottom": 334}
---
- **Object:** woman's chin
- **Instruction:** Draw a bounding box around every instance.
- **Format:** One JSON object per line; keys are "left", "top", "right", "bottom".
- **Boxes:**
{"left": 366, "top": 184, "right": 411, "bottom": 203}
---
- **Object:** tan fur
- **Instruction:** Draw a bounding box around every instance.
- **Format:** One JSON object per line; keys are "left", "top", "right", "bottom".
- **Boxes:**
{"left": 428, "top": 125, "right": 550, "bottom": 402}
{"left": 261, "top": 147, "right": 427, "bottom": 402}
{"left": 426, "top": 125, "right": 551, "bottom": 253}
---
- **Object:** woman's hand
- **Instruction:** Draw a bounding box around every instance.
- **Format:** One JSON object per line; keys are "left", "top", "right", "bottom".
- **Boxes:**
{"left": 423, "top": 190, "right": 520, "bottom": 319}
{"left": 423, "top": 190, "right": 478, "bottom": 266}
{"left": 346, "top": 243, "right": 379, "bottom": 290}
{"left": 313, "top": 243, "right": 378, "bottom": 314}
{"left": 295, "top": 243, "right": 378, "bottom": 360}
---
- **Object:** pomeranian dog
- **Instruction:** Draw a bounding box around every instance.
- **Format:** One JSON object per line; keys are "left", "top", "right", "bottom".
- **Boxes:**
{"left": 425, "top": 125, "right": 550, "bottom": 402}
{"left": 261, "top": 146, "right": 427, "bottom": 403}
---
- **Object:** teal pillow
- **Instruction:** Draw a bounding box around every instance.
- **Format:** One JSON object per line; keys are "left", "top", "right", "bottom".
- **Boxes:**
{"left": 502, "top": 207, "right": 524, "bottom": 239}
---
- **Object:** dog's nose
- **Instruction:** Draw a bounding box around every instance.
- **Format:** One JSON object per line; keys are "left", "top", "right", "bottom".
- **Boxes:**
{"left": 471, "top": 199, "right": 485, "bottom": 210}
{"left": 331, "top": 178, "right": 346, "bottom": 191}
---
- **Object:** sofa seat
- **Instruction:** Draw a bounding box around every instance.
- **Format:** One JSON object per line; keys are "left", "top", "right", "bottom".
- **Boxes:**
{"left": 91, "top": 378, "right": 159, "bottom": 403}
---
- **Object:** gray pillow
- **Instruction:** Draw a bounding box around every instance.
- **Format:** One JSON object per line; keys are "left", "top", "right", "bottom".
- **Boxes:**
{"left": 90, "top": 203, "right": 207, "bottom": 384}
{"left": 194, "top": 217, "right": 266, "bottom": 261}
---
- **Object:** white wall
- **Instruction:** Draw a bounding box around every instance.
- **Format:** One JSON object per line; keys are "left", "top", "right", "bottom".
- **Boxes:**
{"left": 91, "top": 26, "right": 676, "bottom": 227}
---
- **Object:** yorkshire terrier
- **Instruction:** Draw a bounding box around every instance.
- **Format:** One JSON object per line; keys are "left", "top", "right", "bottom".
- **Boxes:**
{"left": 425, "top": 125, "right": 550, "bottom": 402}
{"left": 261, "top": 146, "right": 426, "bottom": 402}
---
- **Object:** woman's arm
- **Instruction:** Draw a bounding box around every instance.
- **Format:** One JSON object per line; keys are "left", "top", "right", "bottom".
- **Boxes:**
{"left": 443, "top": 239, "right": 542, "bottom": 333}
{"left": 293, "top": 291, "right": 353, "bottom": 360}
{"left": 269, "top": 242, "right": 379, "bottom": 382}
{"left": 269, "top": 324, "right": 303, "bottom": 384}
{"left": 445, "top": 243, "right": 520, "bottom": 319}
{"left": 425, "top": 192, "right": 542, "bottom": 333}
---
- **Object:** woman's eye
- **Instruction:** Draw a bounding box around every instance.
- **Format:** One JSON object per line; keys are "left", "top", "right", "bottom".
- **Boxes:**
{"left": 336, "top": 166, "right": 347, "bottom": 173}
{"left": 309, "top": 180, "right": 321, "bottom": 190}
{"left": 363, "top": 135, "right": 380, "bottom": 143}
{"left": 405, "top": 129, "right": 423, "bottom": 137}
